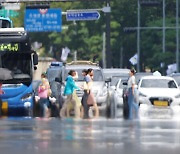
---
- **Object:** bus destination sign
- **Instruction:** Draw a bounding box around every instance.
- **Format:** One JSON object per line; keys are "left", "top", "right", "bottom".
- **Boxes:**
{"left": 0, "top": 43, "right": 20, "bottom": 52}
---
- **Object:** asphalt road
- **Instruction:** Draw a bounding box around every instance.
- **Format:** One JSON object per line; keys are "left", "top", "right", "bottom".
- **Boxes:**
{"left": 0, "top": 117, "right": 180, "bottom": 154}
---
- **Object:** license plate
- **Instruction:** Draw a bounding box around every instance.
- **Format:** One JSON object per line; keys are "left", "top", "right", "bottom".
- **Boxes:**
{"left": 154, "top": 101, "right": 168, "bottom": 106}
{"left": 2, "top": 102, "right": 8, "bottom": 115}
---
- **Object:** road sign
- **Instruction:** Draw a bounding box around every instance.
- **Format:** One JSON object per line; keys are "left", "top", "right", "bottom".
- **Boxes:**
{"left": 24, "top": 9, "right": 62, "bottom": 32}
{"left": 66, "top": 10, "right": 100, "bottom": 21}
{"left": 0, "top": 9, "right": 19, "bottom": 17}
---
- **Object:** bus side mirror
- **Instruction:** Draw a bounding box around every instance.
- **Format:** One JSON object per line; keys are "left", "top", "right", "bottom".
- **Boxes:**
{"left": 33, "top": 53, "right": 38, "bottom": 65}
{"left": 34, "top": 66, "right": 37, "bottom": 70}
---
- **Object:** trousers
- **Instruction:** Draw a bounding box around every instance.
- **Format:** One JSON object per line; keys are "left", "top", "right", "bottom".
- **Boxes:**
{"left": 81, "top": 90, "right": 89, "bottom": 118}
{"left": 128, "top": 88, "right": 139, "bottom": 119}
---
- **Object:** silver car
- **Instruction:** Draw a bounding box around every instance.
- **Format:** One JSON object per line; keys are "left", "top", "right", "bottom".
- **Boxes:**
{"left": 61, "top": 61, "right": 109, "bottom": 115}
{"left": 111, "top": 78, "right": 128, "bottom": 118}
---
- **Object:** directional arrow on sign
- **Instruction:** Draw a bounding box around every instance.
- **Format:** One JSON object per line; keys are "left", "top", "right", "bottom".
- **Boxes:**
{"left": 66, "top": 10, "right": 100, "bottom": 21}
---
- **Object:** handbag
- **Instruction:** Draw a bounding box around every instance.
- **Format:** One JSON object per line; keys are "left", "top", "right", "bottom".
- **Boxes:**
{"left": 87, "top": 91, "right": 95, "bottom": 105}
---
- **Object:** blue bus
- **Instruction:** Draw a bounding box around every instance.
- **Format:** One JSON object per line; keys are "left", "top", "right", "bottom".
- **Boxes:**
{"left": 0, "top": 17, "right": 13, "bottom": 28}
{"left": 0, "top": 27, "right": 38, "bottom": 116}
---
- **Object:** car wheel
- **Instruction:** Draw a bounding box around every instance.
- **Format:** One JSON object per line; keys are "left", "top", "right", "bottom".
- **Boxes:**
{"left": 105, "top": 94, "right": 112, "bottom": 118}
{"left": 110, "top": 97, "right": 115, "bottom": 118}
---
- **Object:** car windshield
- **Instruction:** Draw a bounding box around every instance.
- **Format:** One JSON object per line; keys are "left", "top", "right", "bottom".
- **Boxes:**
{"left": 111, "top": 76, "right": 128, "bottom": 86}
{"left": 103, "top": 70, "right": 129, "bottom": 80}
{"left": 171, "top": 76, "right": 180, "bottom": 86}
{"left": 47, "top": 69, "right": 62, "bottom": 83}
{"left": 140, "top": 79, "right": 177, "bottom": 88}
{"left": 111, "top": 76, "right": 120, "bottom": 86}
{"left": 65, "top": 69, "right": 104, "bottom": 81}
{"left": 135, "top": 72, "right": 153, "bottom": 84}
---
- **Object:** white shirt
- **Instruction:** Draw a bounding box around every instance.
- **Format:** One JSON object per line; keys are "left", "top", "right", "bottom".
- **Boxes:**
{"left": 128, "top": 75, "right": 135, "bottom": 88}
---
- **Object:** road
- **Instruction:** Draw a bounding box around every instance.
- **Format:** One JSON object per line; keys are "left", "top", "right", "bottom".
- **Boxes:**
{"left": 0, "top": 117, "right": 180, "bottom": 154}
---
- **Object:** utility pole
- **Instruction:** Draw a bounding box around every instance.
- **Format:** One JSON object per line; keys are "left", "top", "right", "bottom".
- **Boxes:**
{"left": 176, "top": 0, "right": 179, "bottom": 72}
{"left": 120, "top": 46, "right": 123, "bottom": 68}
{"left": 137, "top": 0, "right": 140, "bottom": 72}
{"left": 102, "top": 32, "right": 106, "bottom": 68}
{"left": 162, "top": 0, "right": 166, "bottom": 54}
{"left": 105, "top": 0, "right": 111, "bottom": 68}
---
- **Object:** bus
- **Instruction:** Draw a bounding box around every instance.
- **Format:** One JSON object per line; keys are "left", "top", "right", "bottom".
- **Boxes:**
{"left": 0, "top": 27, "right": 38, "bottom": 116}
{"left": 0, "top": 17, "right": 13, "bottom": 28}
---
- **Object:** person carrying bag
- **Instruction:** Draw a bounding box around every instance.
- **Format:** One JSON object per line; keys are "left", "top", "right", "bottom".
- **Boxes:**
{"left": 86, "top": 68, "right": 99, "bottom": 118}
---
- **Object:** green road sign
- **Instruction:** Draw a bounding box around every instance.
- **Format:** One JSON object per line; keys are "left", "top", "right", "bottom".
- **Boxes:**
{"left": 0, "top": 9, "right": 19, "bottom": 17}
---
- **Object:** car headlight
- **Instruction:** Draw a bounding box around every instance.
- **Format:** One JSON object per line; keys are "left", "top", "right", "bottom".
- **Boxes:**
{"left": 21, "top": 93, "right": 32, "bottom": 101}
{"left": 139, "top": 92, "right": 147, "bottom": 97}
{"left": 175, "top": 93, "right": 180, "bottom": 98}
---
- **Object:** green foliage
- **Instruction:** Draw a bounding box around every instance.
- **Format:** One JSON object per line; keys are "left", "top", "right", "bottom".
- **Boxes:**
{"left": 10, "top": 0, "right": 180, "bottom": 73}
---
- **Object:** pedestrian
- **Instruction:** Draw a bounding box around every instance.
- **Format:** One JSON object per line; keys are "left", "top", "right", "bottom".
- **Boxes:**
{"left": 0, "top": 83, "right": 4, "bottom": 116}
{"left": 60, "top": 70, "right": 81, "bottom": 118}
{"left": 127, "top": 68, "right": 139, "bottom": 119}
{"left": 86, "top": 68, "right": 99, "bottom": 118}
{"left": 38, "top": 72, "right": 51, "bottom": 118}
{"left": 81, "top": 69, "right": 90, "bottom": 118}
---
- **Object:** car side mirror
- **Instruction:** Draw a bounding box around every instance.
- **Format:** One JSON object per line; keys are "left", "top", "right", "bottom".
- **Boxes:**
{"left": 123, "top": 82, "right": 127, "bottom": 86}
{"left": 105, "top": 77, "right": 111, "bottom": 83}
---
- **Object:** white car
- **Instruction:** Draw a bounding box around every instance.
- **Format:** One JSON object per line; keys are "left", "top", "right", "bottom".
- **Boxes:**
{"left": 138, "top": 75, "right": 180, "bottom": 119}
{"left": 111, "top": 78, "right": 128, "bottom": 118}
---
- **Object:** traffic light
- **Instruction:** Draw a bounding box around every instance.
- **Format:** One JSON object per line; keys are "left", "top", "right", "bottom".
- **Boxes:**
{"left": 140, "top": 0, "right": 161, "bottom": 7}
{"left": 124, "top": 27, "right": 137, "bottom": 33}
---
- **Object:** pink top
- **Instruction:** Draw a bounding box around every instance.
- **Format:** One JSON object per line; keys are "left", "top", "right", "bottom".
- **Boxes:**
{"left": 38, "top": 78, "right": 50, "bottom": 98}
{"left": 38, "top": 86, "right": 48, "bottom": 98}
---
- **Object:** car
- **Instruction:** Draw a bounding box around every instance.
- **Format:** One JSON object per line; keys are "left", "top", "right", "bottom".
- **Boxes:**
{"left": 138, "top": 75, "right": 180, "bottom": 119}
{"left": 103, "top": 68, "right": 130, "bottom": 84}
{"left": 103, "top": 68, "right": 130, "bottom": 112}
{"left": 60, "top": 61, "right": 110, "bottom": 117}
{"left": 46, "top": 61, "right": 64, "bottom": 117}
{"left": 111, "top": 78, "right": 128, "bottom": 118}
{"left": 169, "top": 73, "right": 180, "bottom": 87}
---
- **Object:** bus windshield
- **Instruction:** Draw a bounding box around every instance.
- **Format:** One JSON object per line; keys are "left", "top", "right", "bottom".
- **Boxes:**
{"left": 0, "top": 52, "right": 32, "bottom": 83}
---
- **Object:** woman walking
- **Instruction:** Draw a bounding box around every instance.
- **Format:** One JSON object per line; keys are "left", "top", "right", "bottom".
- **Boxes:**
{"left": 60, "top": 70, "right": 81, "bottom": 118}
{"left": 127, "top": 68, "right": 139, "bottom": 119}
{"left": 38, "top": 73, "right": 51, "bottom": 117}
{"left": 86, "top": 68, "right": 99, "bottom": 118}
